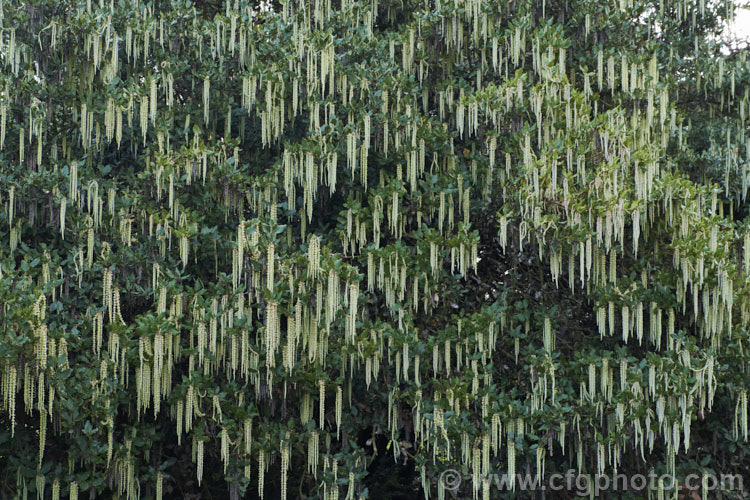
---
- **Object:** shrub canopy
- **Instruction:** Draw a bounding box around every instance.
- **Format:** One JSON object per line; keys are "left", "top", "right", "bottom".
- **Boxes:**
{"left": 1, "top": 0, "right": 749, "bottom": 498}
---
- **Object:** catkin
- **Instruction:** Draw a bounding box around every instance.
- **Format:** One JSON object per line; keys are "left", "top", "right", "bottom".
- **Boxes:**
{"left": 309, "top": 235, "right": 320, "bottom": 278}
{"left": 319, "top": 379, "right": 326, "bottom": 429}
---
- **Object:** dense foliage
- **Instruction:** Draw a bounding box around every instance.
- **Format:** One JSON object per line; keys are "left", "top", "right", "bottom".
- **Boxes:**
{"left": 1, "top": 0, "right": 749, "bottom": 497}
